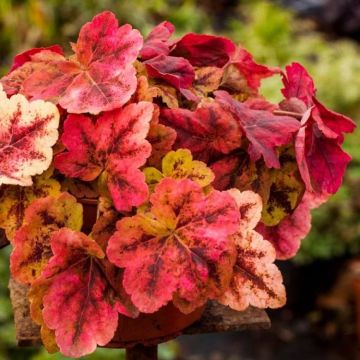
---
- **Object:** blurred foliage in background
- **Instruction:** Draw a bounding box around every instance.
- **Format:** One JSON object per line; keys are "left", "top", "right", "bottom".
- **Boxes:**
{"left": 0, "top": 0, "right": 359, "bottom": 358}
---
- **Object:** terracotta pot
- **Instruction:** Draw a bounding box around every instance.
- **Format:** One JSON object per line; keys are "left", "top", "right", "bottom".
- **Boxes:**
{"left": 80, "top": 199, "right": 205, "bottom": 347}
{"left": 107, "top": 302, "right": 205, "bottom": 348}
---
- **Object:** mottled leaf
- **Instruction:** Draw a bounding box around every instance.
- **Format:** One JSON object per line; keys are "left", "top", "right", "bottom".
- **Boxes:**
{"left": 0, "top": 84, "right": 59, "bottom": 186}
{"left": 10, "top": 192, "right": 83, "bottom": 284}
{"left": 107, "top": 178, "right": 240, "bottom": 314}
{"left": 161, "top": 101, "right": 242, "bottom": 162}
{"left": 1, "top": 49, "right": 64, "bottom": 96}
{"left": 144, "top": 149, "right": 214, "bottom": 190}
{"left": 260, "top": 148, "right": 305, "bottom": 226}
{"left": 219, "top": 190, "right": 286, "bottom": 310}
{"left": 37, "top": 229, "right": 122, "bottom": 357}
{"left": 29, "top": 279, "right": 59, "bottom": 353}
{"left": 135, "top": 75, "right": 179, "bottom": 109}
{"left": 0, "top": 172, "right": 61, "bottom": 241}
{"left": 256, "top": 192, "right": 312, "bottom": 259}
{"left": 193, "top": 66, "right": 224, "bottom": 97}
{"left": 55, "top": 102, "right": 153, "bottom": 211}
{"left": 9, "top": 45, "right": 64, "bottom": 73}
{"left": 211, "top": 148, "right": 305, "bottom": 226}
{"left": 8, "top": 12, "right": 143, "bottom": 114}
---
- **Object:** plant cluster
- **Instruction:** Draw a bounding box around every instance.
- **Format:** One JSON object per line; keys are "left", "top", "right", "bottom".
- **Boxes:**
{"left": 0, "top": 11, "right": 355, "bottom": 357}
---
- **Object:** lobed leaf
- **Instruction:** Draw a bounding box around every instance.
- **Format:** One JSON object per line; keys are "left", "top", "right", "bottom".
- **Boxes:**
{"left": 215, "top": 90, "right": 300, "bottom": 168}
{"left": 161, "top": 100, "right": 242, "bottom": 162}
{"left": 144, "top": 149, "right": 214, "bottom": 190}
{"left": 281, "top": 62, "right": 356, "bottom": 195}
{"left": 141, "top": 21, "right": 175, "bottom": 60}
{"left": 10, "top": 192, "right": 83, "bottom": 284}
{"left": 55, "top": 102, "right": 154, "bottom": 211}
{"left": 9, "top": 45, "right": 64, "bottom": 73}
{"left": 211, "top": 148, "right": 305, "bottom": 226}
{"left": 222, "top": 47, "right": 280, "bottom": 97}
{"left": 0, "top": 84, "right": 59, "bottom": 186}
{"left": 38, "top": 229, "right": 121, "bottom": 358}
{"left": 219, "top": 190, "right": 286, "bottom": 310}
{"left": 256, "top": 191, "right": 313, "bottom": 259}
{"left": 0, "top": 172, "right": 61, "bottom": 241}
{"left": 2, "top": 12, "right": 143, "bottom": 114}
{"left": 1, "top": 49, "right": 64, "bottom": 96}
{"left": 107, "top": 178, "right": 240, "bottom": 314}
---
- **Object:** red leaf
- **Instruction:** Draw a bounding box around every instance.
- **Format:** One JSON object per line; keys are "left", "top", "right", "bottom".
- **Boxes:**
{"left": 161, "top": 101, "right": 242, "bottom": 162}
{"left": 296, "top": 121, "right": 352, "bottom": 194}
{"left": 171, "top": 33, "right": 236, "bottom": 67}
{"left": 39, "top": 228, "right": 125, "bottom": 357}
{"left": 256, "top": 192, "right": 312, "bottom": 259}
{"left": 210, "top": 154, "right": 245, "bottom": 191}
{"left": 145, "top": 54, "right": 195, "bottom": 90}
{"left": 55, "top": 102, "right": 153, "bottom": 211}
{"left": 107, "top": 178, "right": 240, "bottom": 314}
{"left": 222, "top": 48, "right": 280, "bottom": 96}
{"left": 141, "top": 21, "right": 175, "bottom": 60}
{"left": 281, "top": 62, "right": 356, "bottom": 194}
{"left": 9, "top": 45, "right": 64, "bottom": 73}
{"left": 231, "top": 47, "right": 280, "bottom": 93}
{"left": 12, "top": 12, "right": 143, "bottom": 114}
{"left": 281, "top": 62, "right": 316, "bottom": 107}
{"left": 215, "top": 90, "right": 300, "bottom": 168}
{"left": 0, "top": 85, "right": 59, "bottom": 186}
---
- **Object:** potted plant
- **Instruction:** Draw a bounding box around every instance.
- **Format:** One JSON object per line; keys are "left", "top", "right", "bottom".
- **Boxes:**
{"left": 0, "top": 11, "right": 355, "bottom": 358}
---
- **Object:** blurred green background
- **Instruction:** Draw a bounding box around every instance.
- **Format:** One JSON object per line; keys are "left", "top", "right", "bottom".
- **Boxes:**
{"left": 0, "top": 0, "right": 359, "bottom": 359}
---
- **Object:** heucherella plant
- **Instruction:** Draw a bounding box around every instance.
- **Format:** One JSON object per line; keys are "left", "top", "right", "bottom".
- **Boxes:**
{"left": 0, "top": 11, "right": 355, "bottom": 357}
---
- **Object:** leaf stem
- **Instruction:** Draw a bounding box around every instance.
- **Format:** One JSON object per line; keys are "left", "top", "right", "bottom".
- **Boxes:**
{"left": 273, "top": 110, "right": 303, "bottom": 120}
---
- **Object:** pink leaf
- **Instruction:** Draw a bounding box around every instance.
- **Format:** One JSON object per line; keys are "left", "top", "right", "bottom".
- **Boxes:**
{"left": 9, "top": 12, "right": 143, "bottom": 114}
{"left": 107, "top": 178, "right": 240, "bottom": 314}
{"left": 55, "top": 102, "right": 153, "bottom": 211}
{"left": 141, "top": 21, "right": 175, "bottom": 60}
{"left": 40, "top": 229, "right": 120, "bottom": 357}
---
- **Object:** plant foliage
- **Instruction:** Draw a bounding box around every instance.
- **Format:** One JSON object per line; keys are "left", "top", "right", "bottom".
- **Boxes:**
{"left": 0, "top": 10, "right": 355, "bottom": 357}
